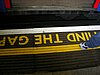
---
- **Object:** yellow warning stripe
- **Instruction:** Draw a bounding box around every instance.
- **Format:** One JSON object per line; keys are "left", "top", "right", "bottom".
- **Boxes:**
{"left": 0, "top": 44, "right": 98, "bottom": 56}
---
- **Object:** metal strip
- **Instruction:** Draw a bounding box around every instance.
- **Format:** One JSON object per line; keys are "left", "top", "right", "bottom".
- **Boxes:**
{"left": 0, "top": 25, "right": 100, "bottom": 35}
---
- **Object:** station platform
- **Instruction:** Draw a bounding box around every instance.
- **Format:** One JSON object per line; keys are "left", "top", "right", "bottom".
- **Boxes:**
{"left": 0, "top": 25, "right": 100, "bottom": 74}
{"left": 1, "top": 0, "right": 100, "bottom": 74}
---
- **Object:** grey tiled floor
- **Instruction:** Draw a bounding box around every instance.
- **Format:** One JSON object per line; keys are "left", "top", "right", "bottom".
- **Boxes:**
{"left": 28, "top": 66, "right": 100, "bottom": 75}
{"left": 12, "top": 0, "right": 95, "bottom": 10}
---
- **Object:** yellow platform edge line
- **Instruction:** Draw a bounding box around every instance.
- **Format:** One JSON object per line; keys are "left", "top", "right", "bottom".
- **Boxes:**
{"left": 0, "top": 44, "right": 98, "bottom": 56}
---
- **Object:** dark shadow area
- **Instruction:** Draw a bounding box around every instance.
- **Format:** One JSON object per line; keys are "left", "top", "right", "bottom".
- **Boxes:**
{"left": 0, "top": 11, "right": 100, "bottom": 30}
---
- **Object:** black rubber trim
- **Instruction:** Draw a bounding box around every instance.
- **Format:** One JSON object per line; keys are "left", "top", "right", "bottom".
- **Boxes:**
{"left": 0, "top": 49, "right": 100, "bottom": 73}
